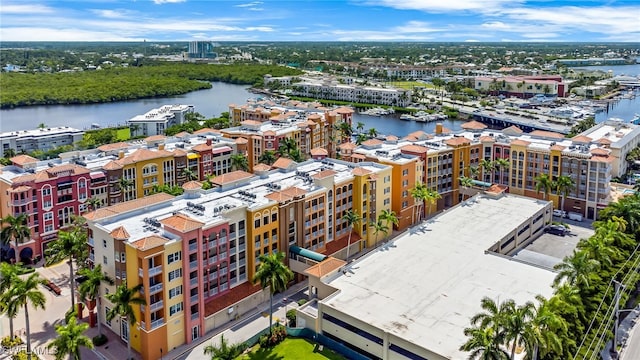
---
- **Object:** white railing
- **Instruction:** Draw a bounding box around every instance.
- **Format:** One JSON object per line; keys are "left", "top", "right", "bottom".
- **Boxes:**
{"left": 149, "top": 300, "right": 164, "bottom": 311}
{"left": 149, "top": 265, "right": 162, "bottom": 277}
{"left": 190, "top": 294, "right": 198, "bottom": 304}
{"left": 150, "top": 318, "right": 164, "bottom": 329}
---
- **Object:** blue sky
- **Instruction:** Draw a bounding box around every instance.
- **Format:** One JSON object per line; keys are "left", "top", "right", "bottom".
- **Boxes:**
{"left": 1, "top": 1, "right": 639, "bottom": 42}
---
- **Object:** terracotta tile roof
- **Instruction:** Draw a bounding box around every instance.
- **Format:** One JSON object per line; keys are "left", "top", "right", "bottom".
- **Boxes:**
{"left": 265, "top": 191, "right": 292, "bottom": 203}
{"left": 461, "top": 120, "right": 488, "bottom": 130}
{"left": 253, "top": 163, "right": 271, "bottom": 172}
{"left": 103, "top": 160, "right": 123, "bottom": 171}
{"left": 241, "top": 120, "right": 262, "bottom": 126}
{"left": 529, "top": 130, "right": 564, "bottom": 139}
{"left": 263, "top": 130, "right": 276, "bottom": 136}
{"left": 130, "top": 235, "right": 167, "bottom": 251}
{"left": 192, "top": 143, "right": 212, "bottom": 152}
{"left": 193, "top": 128, "right": 219, "bottom": 135}
{"left": 408, "top": 130, "right": 428, "bottom": 139}
{"left": 352, "top": 167, "right": 372, "bottom": 176}
{"left": 362, "top": 139, "right": 383, "bottom": 147}
{"left": 386, "top": 135, "right": 399, "bottom": 141}
{"left": 10, "top": 154, "right": 38, "bottom": 165}
{"left": 550, "top": 145, "right": 566, "bottom": 151}
{"left": 283, "top": 187, "right": 307, "bottom": 197}
{"left": 334, "top": 107, "right": 355, "bottom": 114}
{"left": 10, "top": 173, "right": 36, "bottom": 184}
{"left": 119, "top": 148, "right": 173, "bottom": 165}
{"left": 338, "top": 142, "right": 357, "bottom": 150}
{"left": 110, "top": 226, "right": 130, "bottom": 240}
{"left": 596, "top": 137, "right": 612, "bottom": 145}
{"left": 310, "top": 148, "right": 328, "bottom": 156}
{"left": 590, "top": 155, "right": 614, "bottom": 163}
{"left": 485, "top": 184, "right": 508, "bottom": 195}
{"left": 305, "top": 257, "right": 346, "bottom": 278}
{"left": 235, "top": 138, "right": 248, "bottom": 145}
{"left": 8, "top": 185, "right": 32, "bottom": 193}
{"left": 182, "top": 181, "right": 202, "bottom": 190}
{"left": 97, "top": 142, "right": 129, "bottom": 152}
{"left": 174, "top": 131, "right": 190, "bottom": 138}
{"left": 503, "top": 125, "right": 523, "bottom": 134}
{"left": 83, "top": 193, "right": 174, "bottom": 221}
{"left": 572, "top": 135, "right": 593, "bottom": 143}
{"left": 308, "top": 114, "right": 321, "bottom": 120}
{"left": 173, "top": 148, "right": 188, "bottom": 157}
{"left": 445, "top": 137, "right": 471, "bottom": 146}
{"left": 161, "top": 213, "right": 205, "bottom": 232}
{"left": 313, "top": 170, "right": 337, "bottom": 179}
{"left": 16, "top": 164, "right": 92, "bottom": 183}
{"left": 204, "top": 281, "right": 262, "bottom": 317}
{"left": 400, "top": 144, "right": 428, "bottom": 154}
{"left": 351, "top": 153, "right": 367, "bottom": 159}
{"left": 510, "top": 139, "right": 531, "bottom": 147}
{"left": 441, "top": 127, "right": 452, "bottom": 134}
{"left": 145, "top": 135, "right": 166, "bottom": 142}
{"left": 590, "top": 148, "right": 609, "bottom": 156}
{"left": 212, "top": 170, "right": 253, "bottom": 185}
{"left": 404, "top": 135, "right": 419, "bottom": 142}
{"left": 479, "top": 136, "right": 496, "bottom": 142}
{"left": 272, "top": 157, "right": 294, "bottom": 169}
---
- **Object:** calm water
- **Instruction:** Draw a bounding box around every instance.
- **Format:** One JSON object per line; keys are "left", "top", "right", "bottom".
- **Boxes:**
{"left": 575, "top": 63, "right": 640, "bottom": 76}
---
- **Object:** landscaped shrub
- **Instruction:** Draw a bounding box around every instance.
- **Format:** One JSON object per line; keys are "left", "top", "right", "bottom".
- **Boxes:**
{"left": 92, "top": 334, "right": 108, "bottom": 346}
{"left": 258, "top": 334, "right": 269, "bottom": 348}
{"left": 286, "top": 309, "right": 297, "bottom": 327}
{"left": 297, "top": 299, "right": 307, "bottom": 306}
{"left": 1, "top": 336, "right": 23, "bottom": 347}
{"left": 268, "top": 324, "right": 287, "bottom": 346}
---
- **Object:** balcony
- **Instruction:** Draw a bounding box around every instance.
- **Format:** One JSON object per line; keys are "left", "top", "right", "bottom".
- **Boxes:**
{"left": 208, "top": 239, "right": 218, "bottom": 248}
{"left": 238, "top": 243, "right": 246, "bottom": 252}
{"left": 209, "top": 272, "right": 217, "bottom": 281}
{"left": 239, "top": 259, "right": 246, "bottom": 267}
{"left": 88, "top": 237, "right": 94, "bottom": 246}
{"left": 150, "top": 318, "right": 164, "bottom": 329}
{"left": 238, "top": 229, "right": 246, "bottom": 237}
{"left": 189, "top": 242, "right": 198, "bottom": 252}
{"left": 139, "top": 265, "right": 162, "bottom": 278}
{"left": 189, "top": 260, "right": 198, "bottom": 269}
{"left": 208, "top": 256, "right": 218, "bottom": 265}
{"left": 147, "top": 283, "right": 163, "bottom": 295}
{"left": 219, "top": 236, "right": 227, "bottom": 245}
{"left": 149, "top": 300, "right": 164, "bottom": 312}
{"left": 229, "top": 232, "right": 236, "bottom": 239}
{"left": 190, "top": 294, "right": 198, "bottom": 304}
{"left": 219, "top": 252, "right": 227, "bottom": 259}
{"left": 88, "top": 254, "right": 95, "bottom": 262}
{"left": 219, "top": 268, "right": 228, "bottom": 276}
{"left": 190, "top": 277, "right": 198, "bottom": 287}
{"left": 191, "top": 312, "right": 199, "bottom": 320}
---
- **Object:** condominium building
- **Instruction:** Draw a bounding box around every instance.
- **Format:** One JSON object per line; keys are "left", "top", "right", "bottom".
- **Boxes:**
{"left": 291, "top": 80, "right": 412, "bottom": 107}
{"left": 83, "top": 158, "right": 391, "bottom": 360}
{"left": 0, "top": 126, "right": 84, "bottom": 154}
{"left": 128, "top": 105, "right": 195, "bottom": 136}
{"left": 474, "top": 75, "right": 567, "bottom": 98}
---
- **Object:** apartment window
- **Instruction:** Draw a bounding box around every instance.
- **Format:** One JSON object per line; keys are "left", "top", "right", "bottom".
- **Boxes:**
{"left": 402, "top": 180, "right": 409, "bottom": 187}
{"left": 169, "top": 268, "right": 183, "bottom": 281}
{"left": 169, "top": 302, "right": 183, "bottom": 316}
{"left": 43, "top": 200, "right": 52, "bottom": 208}
{"left": 44, "top": 224, "right": 54, "bottom": 232}
{"left": 254, "top": 219, "right": 260, "bottom": 228}
{"left": 120, "top": 252, "right": 126, "bottom": 262}
{"left": 384, "top": 198, "right": 390, "bottom": 206}
{"left": 103, "top": 256, "right": 108, "bottom": 265}
{"left": 169, "top": 285, "right": 183, "bottom": 299}
{"left": 105, "top": 307, "right": 111, "bottom": 326}
{"left": 44, "top": 212, "right": 53, "bottom": 221}
{"left": 402, "top": 169, "right": 409, "bottom": 176}
{"left": 271, "top": 213, "right": 277, "bottom": 222}
{"left": 402, "top": 190, "right": 408, "bottom": 198}
{"left": 168, "top": 251, "right": 182, "bottom": 264}
{"left": 402, "top": 201, "right": 408, "bottom": 208}
{"left": 103, "top": 239, "right": 107, "bottom": 248}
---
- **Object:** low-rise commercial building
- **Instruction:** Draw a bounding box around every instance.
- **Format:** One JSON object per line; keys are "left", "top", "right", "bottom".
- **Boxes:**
{"left": 0, "top": 126, "right": 84, "bottom": 154}
{"left": 127, "top": 105, "right": 194, "bottom": 136}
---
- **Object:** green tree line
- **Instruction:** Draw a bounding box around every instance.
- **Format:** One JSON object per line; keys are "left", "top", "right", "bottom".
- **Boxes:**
{"left": 0, "top": 63, "right": 302, "bottom": 108}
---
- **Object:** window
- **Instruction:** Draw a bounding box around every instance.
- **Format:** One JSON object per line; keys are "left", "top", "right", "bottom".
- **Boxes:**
{"left": 254, "top": 219, "right": 260, "bottom": 228}
{"left": 168, "top": 251, "right": 182, "bottom": 264}
{"left": 42, "top": 188, "right": 51, "bottom": 196}
{"left": 120, "top": 252, "right": 126, "bottom": 262}
{"left": 169, "top": 285, "right": 183, "bottom": 299}
{"left": 103, "top": 256, "right": 108, "bottom": 265}
{"left": 271, "top": 213, "right": 277, "bottom": 222}
{"left": 384, "top": 198, "right": 390, "bottom": 206}
{"left": 170, "top": 302, "right": 183, "bottom": 316}
{"left": 44, "top": 212, "right": 53, "bottom": 221}
{"left": 105, "top": 307, "right": 112, "bottom": 326}
{"left": 103, "top": 239, "right": 107, "bottom": 248}
{"left": 43, "top": 200, "right": 52, "bottom": 208}
{"left": 402, "top": 169, "right": 409, "bottom": 176}
{"left": 169, "top": 268, "right": 183, "bottom": 281}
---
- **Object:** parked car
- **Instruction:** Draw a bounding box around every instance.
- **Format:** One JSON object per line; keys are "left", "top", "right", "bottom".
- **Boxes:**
{"left": 553, "top": 210, "right": 567, "bottom": 217}
{"left": 545, "top": 225, "right": 568, "bottom": 236}
{"left": 568, "top": 212, "right": 583, "bottom": 222}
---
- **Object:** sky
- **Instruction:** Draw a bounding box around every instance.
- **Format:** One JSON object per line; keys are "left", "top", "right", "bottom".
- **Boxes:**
{"left": 1, "top": 0, "right": 639, "bottom": 43}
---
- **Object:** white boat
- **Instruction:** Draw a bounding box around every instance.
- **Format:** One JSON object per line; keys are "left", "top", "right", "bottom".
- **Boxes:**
{"left": 632, "top": 113, "right": 640, "bottom": 125}
{"left": 400, "top": 114, "right": 416, "bottom": 121}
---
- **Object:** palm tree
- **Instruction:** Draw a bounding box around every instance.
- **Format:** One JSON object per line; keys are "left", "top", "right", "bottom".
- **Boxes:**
{"left": 46, "top": 228, "right": 88, "bottom": 316}
{"left": 379, "top": 209, "right": 399, "bottom": 232}
{"left": 576, "top": 235, "right": 619, "bottom": 269}
{"left": 599, "top": 193, "right": 640, "bottom": 234}
{"left": 410, "top": 182, "right": 429, "bottom": 223}
{"left": 480, "top": 159, "right": 495, "bottom": 183}
{"left": 106, "top": 282, "right": 146, "bottom": 360}
{"left": 522, "top": 295, "right": 567, "bottom": 360}
{"left": 252, "top": 251, "right": 293, "bottom": 333}
{"left": 553, "top": 175, "right": 575, "bottom": 213}
{"left": 534, "top": 174, "right": 553, "bottom": 201}
{"left": 355, "top": 133, "right": 368, "bottom": 145}
{"left": 337, "top": 121, "right": 353, "bottom": 142}
{"left": 367, "top": 127, "right": 378, "bottom": 139}
{"left": 47, "top": 316, "right": 94, "bottom": 360}
{"left": 553, "top": 250, "right": 600, "bottom": 289}
{"left": 469, "top": 166, "right": 480, "bottom": 180}
{"left": 258, "top": 150, "right": 277, "bottom": 165}
{"left": 342, "top": 210, "right": 362, "bottom": 262}
{"left": 425, "top": 189, "right": 441, "bottom": 218}
{"left": 38, "top": 123, "right": 47, "bottom": 129}
{"left": 471, "top": 297, "right": 511, "bottom": 335}
{"left": 356, "top": 121, "right": 365, "bottom": 134}
{"left": 494, "top": 158, "right": 510, "bottom": 185}
{"left": 77, "top": 264, "right": 114, "bottom": 340}
{"left": 0, "top": 263, "right": 28, "bottom": 339}
{"left": 182, "top": 167, "right": 197, "bottom": 181}
{"left": 504, "top": 301, "right": 534, "bottom": 359}
{"left": 86, "top": 197, "right": 102, "bottom": 211}
{"left": 592, "top": 217, "right": 635, "bottom": 251}
{"left": 11, "top": 272, "right": 47, "bottom": 360}
{"left": 460, "top": 176, "right": 475, "bottom": 200}
{"left": 3, "top": 148, "right": 16, "bottom": 158}
{"left": 371, "top": 219, "right": 389, "bottom": 246}
{"left": 460, "top": 326, "right": 510, "bottom": 360}
{"left": 117, "top": 177, "right": 133, "bottom": 193}
{"left": 203, "top": 334, "right": 247, "bottom": 360}
{"left": 277, "top": 137, "right": 298, "bottom": 158}
{"left": 1, "top": 214, "right": 31, "bottom": 264}
{"left": 230, "top": 154, "right": 249, "bottom": 171}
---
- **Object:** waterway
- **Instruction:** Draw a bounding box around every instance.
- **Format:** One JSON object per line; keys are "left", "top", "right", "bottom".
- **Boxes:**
{"left": 1, "top": 75, "right": 639, "bottom": 136}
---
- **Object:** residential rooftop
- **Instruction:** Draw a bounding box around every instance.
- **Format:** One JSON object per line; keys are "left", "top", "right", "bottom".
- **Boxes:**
{"left": 321, "top": 194, "right": 556, "bottom": 359}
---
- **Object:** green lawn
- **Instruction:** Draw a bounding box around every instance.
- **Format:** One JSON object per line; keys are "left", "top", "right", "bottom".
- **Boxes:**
{"left": 239, "top": 338, "right": 346, "bottom": 360}
{"left": 389, "top": 81, "right": 434, "bottom": 90}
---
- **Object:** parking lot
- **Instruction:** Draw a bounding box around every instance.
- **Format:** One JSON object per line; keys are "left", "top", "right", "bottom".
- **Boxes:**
{"left": 512, "top": 216, "right": 594, "bottom": 269}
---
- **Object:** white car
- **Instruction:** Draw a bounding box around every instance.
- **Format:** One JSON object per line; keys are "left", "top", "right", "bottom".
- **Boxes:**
{"left": 553, "top": 210, "right": 567, "bottom": 217}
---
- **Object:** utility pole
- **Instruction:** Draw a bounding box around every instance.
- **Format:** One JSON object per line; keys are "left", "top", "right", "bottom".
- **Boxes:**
{"left": 611, "top": 280, "right": 623, "bottom": 360}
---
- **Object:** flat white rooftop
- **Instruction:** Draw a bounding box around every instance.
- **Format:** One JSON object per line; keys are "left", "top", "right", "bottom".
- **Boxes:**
{"left": 322, "top": 194, "right": 556, "bottom": 359}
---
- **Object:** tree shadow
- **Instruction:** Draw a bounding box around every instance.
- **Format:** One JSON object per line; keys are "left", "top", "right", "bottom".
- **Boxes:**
{"left": 243, "top": 347, "right": 284, "bottom": 360}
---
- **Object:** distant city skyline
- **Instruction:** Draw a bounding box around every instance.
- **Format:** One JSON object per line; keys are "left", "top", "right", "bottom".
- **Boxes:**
{"left": 1, "top": 0, "right": 639, "bottom": 43}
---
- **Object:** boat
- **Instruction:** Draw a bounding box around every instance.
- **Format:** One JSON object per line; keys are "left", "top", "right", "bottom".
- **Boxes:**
{"left": 632, "top": 113, "right": 640, "bottom": 125}
{"left": 400, "top": 114, "right": 416, "bottom": 121}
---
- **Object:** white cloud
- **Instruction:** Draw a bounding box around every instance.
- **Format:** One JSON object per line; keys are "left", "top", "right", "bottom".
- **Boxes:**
{"left": 90, "top": 9, "right": 135, "bottom": 19}
{"left": 365, "top": 0, "right": 522, "bottom": 13}
{"left": 392, "top": 21, "right": 441, "bottom": 33}
{"left": 248, "top": 7, "right": 264, "bottom": 11}
{"left": 153, "top": 0, "right": 186, "bottom": 4}
{"left": 520, "top": 32, "right": 559, "bottom": 39}
{"left": 0, "top": 3, "right": 54, "bottom": 14}
{"left": 481, "top": 21, "right": 511, "bottom": 30}
{"left": 235, "top": 2, "right": 263, "bottom": 8}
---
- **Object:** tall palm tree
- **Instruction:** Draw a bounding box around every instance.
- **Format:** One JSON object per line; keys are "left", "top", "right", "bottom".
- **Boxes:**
{"left": 371, "top": 219, "right": 389, "bottom": 246}
{"left": 0, "top": 263, "right": 28, "bottom": 339}
{"left": 117, "top": 177, "right": 133, "bottom": 192}
{"left": 46, "top": 228, "right": 88, "bottom": 316}
{"left": 367, "top": 127, "right": 378, "bottom": 139}
{"left": 203, "top": 334, "right": 247, "bottom": 360}
{"left": 480, "top": 159, "right": 495, "bottom": 183}
{"left": 553, "top": 175, "right": 575, "bottom": 213}
{"left": 494, "top": 158, "right": 510, "bottom": 184}
{"left": 576, "top": 235, "right": 619, "bottom": 269}
{"left": 522, "top": 295, "right": 567, "bottom": 360}
{"left": 252, "top": 251, "right": 293, "bottom": 333}
{"left": 425, "top": 189, "right": 441, "bottom": 218}
{"left": 469, "top": 166, "right": 480, "bottom": 180}
{"left": 77, "top": 264, "right": 114, "bottom": 340}
{"left": 504, "top": 301, "right": 534, "bottom": 359}
{"left": 258, "top": 150, "right": 277, "bottom": 165}
{"left": 471, "top": 297, "right": 512, "bottom": 335}
{"left": 1, "top": 213, "right": 31, "bottom": 264}
{"left": 342, "top": 210, "right": 362, "bottom": 262}
{"left": 356, "top": 121, "right": 365, "bottom": 134}
{"left": 11, "top": 272, "right": 47, "bottom": 360}
{"left": 460, "top": 176, "right": 475, "bottom": 200}
{"left": 379, "top": 209, "right": 399, "bottom": 233}
{"left": 86, "top": 197, "right": 102, "bottom": 211}
{"left": 598, "top": 193, "right": 640, "bottom": 234}
{"left": 277, "top": 137, "right": 298, "bottom": 158}
{"left": 3, "top": 148, "right": 16, "bottom": 158}
{"left": 47, "top": 316, "right": 94, "bottom": 360}
{"left": 553, "top": 250, "right": 600, "bottom": 289}
{"left": 230, "top": 154, "right": 249, "bottom": 171}
{"left": 337, "top": 121, "right": 353, "bottom": 142}
{"left": 106, "top": 282, "right": 146, "bottom": 360}
{"left": 182, "top": 167, "right": 197, "bottom": 181}
{"left": 460, "top": 326, "right": 510, "bottom": 360}
{"left": 592, "top": 217, "right": 635, "bottom": 251}
{"left": 534, "top": 174, "right": 553, "bottom": 200}
{"left": 356, "top": 133, "right": 368, "bottom": 145}
{"left": 410, "top": 182, "right": 428, "bottom": 223}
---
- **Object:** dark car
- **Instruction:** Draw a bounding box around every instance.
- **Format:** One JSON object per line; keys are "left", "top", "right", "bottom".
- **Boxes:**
{"left": 545, "top": 225, "right": 568, "bottom": 236}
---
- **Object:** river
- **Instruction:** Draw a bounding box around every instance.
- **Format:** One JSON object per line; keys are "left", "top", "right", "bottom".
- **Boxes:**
{"left": 1, "top": 71, "right": 639, "bottom": 136}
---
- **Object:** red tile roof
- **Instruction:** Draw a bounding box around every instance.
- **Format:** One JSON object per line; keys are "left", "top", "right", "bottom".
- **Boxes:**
{"left": 461, "top": 120, "right": 488, "bottom": 130}
{"left": 160, "top": 213, "right": 205, "bottom": 232}
{"left": 211, "top": 170, "right": 253, "bottom": 185}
